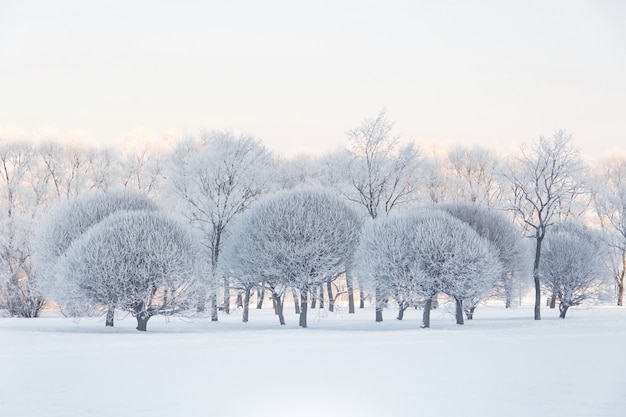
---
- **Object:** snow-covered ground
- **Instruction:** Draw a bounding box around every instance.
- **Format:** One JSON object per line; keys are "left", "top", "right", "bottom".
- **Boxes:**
{"left": 1, "top": 303, "right": 624, "bottom": 417}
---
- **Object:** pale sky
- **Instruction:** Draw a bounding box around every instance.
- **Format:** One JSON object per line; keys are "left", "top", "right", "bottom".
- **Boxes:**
{"left": 1, "top": 0, "right": 625, "bottom": 159}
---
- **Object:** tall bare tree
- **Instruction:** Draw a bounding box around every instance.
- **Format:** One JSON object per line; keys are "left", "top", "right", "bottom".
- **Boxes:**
{"left": 503, "top": 131, "right": 586, "bottom": 320}
{"left": 165, "top": 131, "right": 274, "bottom": 320}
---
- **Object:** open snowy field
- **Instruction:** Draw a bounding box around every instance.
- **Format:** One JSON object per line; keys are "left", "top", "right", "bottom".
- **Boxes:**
{"left": 1, "top": 304, "right": 624, "bottom": 417}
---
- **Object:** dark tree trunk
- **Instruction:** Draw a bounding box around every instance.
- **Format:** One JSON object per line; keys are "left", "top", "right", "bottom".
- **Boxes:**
{"left": 292, "top": 287, "right": 301, "bottom": 314}
{"left": 327, "top": 281, "right": 335, "bottom": 313}
{"left": 346, "top": 272, "right": 355, "bottom": 314}
{"left": 105, "top": 307, "right": 115, "bottom": 327}
{"left": 464, "top": 306, "right": 475, "bottom": 320}
{"left": 505, "top": 297, "right": 511, "bottom": 309}
{"left": 299, "top": 290, "right": 308, "bottom": 328}
{"left": 360, "top": 290, "right": 365, "bottom": 309}
{"left": 242, "top": 287, "right": 251, "bottom": 323}
{"left": 256, "top": 286, "right": 265, "bottom": 309}
{"left": 136, "top": 313, "right": 151, "bottom": 331}
{"left": 533, "top": 236, "right": 543, "bottom": 320}
{"left": 236, "top": 292, "right": 243, "bottom": 308}
{"left": 375, "top": 287, "right": 384, "bottom": 322}
{"left": 421, "top": 296, "right": 433, "bottom": 328}
{"left": 455, "top": 297, "right": 464, "bottom": 325}
{"left": 318, "top": 285, "right": 324, "bottom": 310}
{"left": 272, "top": 292, "right": 285, "bottom": 325}
{"left": 559, "top": 303, "right": 569, "bottom": 319}
{"left": 397, "top": 302, "right": 407, "bottom": 320}
{"left": 549, "top": 293, "right": 557, "bottom": 309}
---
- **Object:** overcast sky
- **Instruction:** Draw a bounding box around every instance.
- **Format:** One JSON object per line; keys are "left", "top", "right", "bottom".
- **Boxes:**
{"left": 1, "top": 0, "right": 625, "bottom": 158}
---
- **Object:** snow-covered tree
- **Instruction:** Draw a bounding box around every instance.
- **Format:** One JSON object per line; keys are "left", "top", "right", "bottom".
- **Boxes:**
{"left": 447, "top": 145, "right": 503, "bottom": 207}
{"left": 33, "top": 190, "right": 157, "bottom": 324}
{"left": 164, "top": 130, "right": 275, "bottom": 319}
{"left": 220, "top": 188, "right": 361, "bottom": 327}
{"left": 441, "top": 203, "right": 530, "bottom": 312}
{"left": 541, "top": 223, "right": 608, "bottom": 318}
{"left": 503, "top": 130, "right": 586, "bottom": 320}
{"left": 0, "top": 141, "right": 45, "bottom": 317}
{"left": 591, "top": 156, "right": 626, "bottom": 306}
{"left": 58, "top": 210, "right": 204, "bottom": 331}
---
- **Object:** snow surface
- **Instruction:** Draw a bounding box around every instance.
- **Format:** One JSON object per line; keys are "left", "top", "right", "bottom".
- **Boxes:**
{"left": 1, "top": 304, "right": 624, "bottom": 417}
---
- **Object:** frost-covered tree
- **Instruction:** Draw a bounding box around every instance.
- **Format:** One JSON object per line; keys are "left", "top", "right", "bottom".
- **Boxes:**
{"left": 33, "top": 190, "right": 157, "bottom": 324}
{"left": 0, "top": 141, "right": 45, "bottom": 317}
{"left": 441, "top": 203, "right": 529, "bottom": 312}
{"left": 165, "top": 131, "right": 274, "bottom": 319}
{"left": 591, "top": 156, "right": 626, "bottom": 306}
{"left": 503, "top": 131, "right": 585, "bottom": 320}
{"left": 220, "top": 188, "right": 361, "bottom": 327}
{"left": 447, "top": 145, "right": 503, "bottom": 207}
{"left": 541, "top": 223, "right": 607, "bottom": 318}
{"left": 58, "top": 211, "right": 204, "bottom": 331}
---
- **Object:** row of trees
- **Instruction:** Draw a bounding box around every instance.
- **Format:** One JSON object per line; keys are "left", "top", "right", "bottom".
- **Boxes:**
{"left": 1, "top": 110, "right": 624, "bottom": 327}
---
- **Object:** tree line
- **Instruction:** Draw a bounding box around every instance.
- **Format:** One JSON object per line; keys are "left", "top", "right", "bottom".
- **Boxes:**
{"left": 1, "top": 110, "right": 624, "bottom": 330}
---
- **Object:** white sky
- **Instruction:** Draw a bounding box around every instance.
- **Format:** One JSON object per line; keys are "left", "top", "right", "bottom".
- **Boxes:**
{"left": 1, "top": 0, "right": 625, "bottom": 158}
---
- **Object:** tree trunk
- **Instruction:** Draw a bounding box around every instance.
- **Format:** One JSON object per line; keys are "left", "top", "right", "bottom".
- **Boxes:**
{"left": 210, "top": 291, "right": 218, "bottom": 321}
{"left": 105, "top": 307, "right": 115, "bottom": 327}
{"left": 421, "top": 296, "right": 432, "bottom": 328}
{"left": 299, "top": 290, "right": 308, "bottom": 328}
{"left": 318, "top": 285, "right": 324, "bottom": 309}
{"left": 464, "top": 306, "right": 475, "bottom": 320}
{"left": 327, "top": 281, "right": 335, "bottom": 313}
{"left": 311, "top": 286, "right": 317, "bottom": 309}
{"left": 346, "top": 271, "right": 355, "bottom": 314}
{"left": 549, "top": 293, "right": 557, "bottom": 309}
{"left": 360, "top": 290, "right": 365, "bottom": 309}
{"left": 397, "top": 302, "right": 407, "bottom": 320}
{"left": 236, "top": 292, "right": 243, "bottom": 308}
{"left": 136, "top": 313, "right": 151, "bottom": 331}
{"left": 292, "top": 287, "right": 300, "bottom": 314}
{"left": 271, "top": 292, "right": 285, "bottom": 325}
{"left": 533, "top": 236, "right": 543, "bottom": 320}
{"left": 455, "top": 297, "right": 464, "bottom": 325}
{"left": 375, "top": 287, "right": 384, "bottom": 322}
{"left": 256, "top": 286, "right": 265, "bottom": 309}
{"left": 223, "top": 276, "right": 231, "bottom": 314}
{"left": 559, "top": 303, "right": 569, "bottom": 319}
{"left": 618, "top": 252, "right": 625, "bottom": 306}
{"left": 242, "top": 287, "right": 251, "bottom": 323}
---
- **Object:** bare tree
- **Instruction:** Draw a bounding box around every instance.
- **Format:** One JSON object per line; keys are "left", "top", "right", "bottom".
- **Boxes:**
{"left": 591, "top": 156, "right": 626, "bottom": 306}
{"left": 447, "top": 145, "right": 503, "bottom": 207}
{"left": 165, "top": 131, "right": 275, "bottom": 320}
{"left": 503, "top": 131, "right": 585, "bottom": 320}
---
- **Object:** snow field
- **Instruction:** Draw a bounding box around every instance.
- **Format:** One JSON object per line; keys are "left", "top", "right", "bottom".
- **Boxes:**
{"left": 1, "top": 304, "right": 624, "bottom": 417}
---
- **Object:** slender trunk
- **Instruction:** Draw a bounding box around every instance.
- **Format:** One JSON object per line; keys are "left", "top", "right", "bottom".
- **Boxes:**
{"left": 318, "top": 284, "right": 324, "bottom": 310}
{"left": 375, "top": 286, "right": 383, "bottom": 322}
{"left": 292, "top": 287, "right": 300, "bottom": 314}
{"left": 464, "top": 306, "right": 475, "bottom": 320}
{"left": 272, "top": 292, "right": 285, "bottom": 325}
{"left": 360, "top": 290, "right": 365, "bottom": 309}
{"left": 549, "top": 293, "right": 557, "bottom": 309}
{"left": 242, "top": 287, "right": 251, "bottom": 323}
{"left": 236, "top": 292, "right": 243, "bottom": 308}
{"left": 311, "top": 286, "right": 317, "bottom": 309}
{"left": 256, "top": 285, "right": 265, "bottom": 309}
{"left": 210, "top": 291, "right": 218, "bottom": 322}
{"left": 455, "top": 297, "right": 464, "bottom": 325}
{"left": 421, "top": 296, "right": 433, "bottom": 328}
{"left": 299, "top": 290, "right": 308, "bottom": 328}
{"left": 505, "top": 297, "right": 511, "bottom": 309}
{"left": 346, "top": 272, "right": 355, "bottom": 314}
{"left": 618, "top": 252, "right": 625, "bottom": 306}
{"left": 533, "top": 236, "right": 543, "bottom": 320}
{"left": 327, "top": 281, "right": 335, "bottom": 313}
{"left": 223, "top": 276, "right": 230, "bottom": 314}
{"left": 559, "top": 303, "right": 569, "bottom": 319}
{"left": 105, "top": 307, "right": 115, "bottom": 327}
